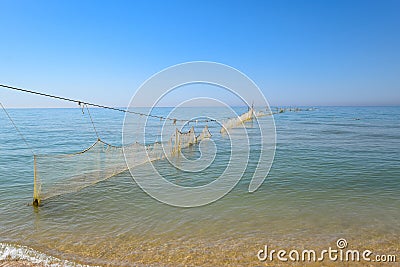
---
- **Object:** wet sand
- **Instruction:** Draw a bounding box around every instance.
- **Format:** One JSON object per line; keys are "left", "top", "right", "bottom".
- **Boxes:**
{"left": 1, "top": 233, "right": 399, "bottom": 266}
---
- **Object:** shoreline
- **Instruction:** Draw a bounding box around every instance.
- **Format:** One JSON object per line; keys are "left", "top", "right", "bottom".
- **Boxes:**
{"left": 1, "top": 234, "right": 399, "bottom": 266}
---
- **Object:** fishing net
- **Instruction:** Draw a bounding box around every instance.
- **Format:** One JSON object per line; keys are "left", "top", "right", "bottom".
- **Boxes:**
{"left": 168, "top": 127, "right": 196, "bottom": 155}
{"left": 33, "top": 126, "right": 211, "bottom": 205}
{"left": 197, "top": 125, "right": 212, "bottom": 140}
{"left": 220, "top": 107, "right": 255, "bottom": 134}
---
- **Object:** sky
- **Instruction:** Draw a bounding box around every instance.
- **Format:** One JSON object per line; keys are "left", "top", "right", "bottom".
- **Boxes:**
{"left": 0, "top": 0, "right": 399, "bottom": 107}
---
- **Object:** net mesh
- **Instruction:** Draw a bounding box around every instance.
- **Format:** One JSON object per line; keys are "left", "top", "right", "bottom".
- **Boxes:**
{"left": 220, "top": 107, "right": 255, "bottom": 134}
{"left": 198, "top": 125, "right": 212, "bottom": 140}
{"left": 33, "top": 125, "right": 211, "bottom": 205}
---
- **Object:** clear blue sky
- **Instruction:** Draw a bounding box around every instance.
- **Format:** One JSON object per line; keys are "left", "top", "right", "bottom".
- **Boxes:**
{"left": 0, "top": 0, "right": 399, "bottom": 107}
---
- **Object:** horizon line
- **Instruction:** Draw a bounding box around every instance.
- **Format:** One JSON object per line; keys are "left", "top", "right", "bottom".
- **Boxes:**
{"left": 2, "top": 104, "right": 400, "bottom": 109}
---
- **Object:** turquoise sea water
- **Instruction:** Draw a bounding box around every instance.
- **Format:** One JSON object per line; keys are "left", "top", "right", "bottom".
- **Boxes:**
{"left": 0, "top": 106, "right": 399, "bottom": 266}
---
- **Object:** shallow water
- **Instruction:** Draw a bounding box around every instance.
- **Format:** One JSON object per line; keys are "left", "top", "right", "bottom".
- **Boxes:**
{"left": 0, "top": 106, "right": 399, "bottom": 266}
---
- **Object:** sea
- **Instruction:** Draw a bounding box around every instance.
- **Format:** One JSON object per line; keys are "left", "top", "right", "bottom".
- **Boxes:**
{"left": 0, "top": 106, "right": 399, "bottom": 266}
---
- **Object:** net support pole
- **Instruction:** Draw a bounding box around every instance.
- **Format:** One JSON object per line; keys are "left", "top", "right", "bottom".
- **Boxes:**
{"left": 33, "top": 155, "right": 40, "bottom": 206}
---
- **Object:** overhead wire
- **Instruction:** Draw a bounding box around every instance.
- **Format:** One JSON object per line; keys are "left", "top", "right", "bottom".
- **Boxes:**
{"left": 0, "top": 84, "right": 217, "bottom": 123}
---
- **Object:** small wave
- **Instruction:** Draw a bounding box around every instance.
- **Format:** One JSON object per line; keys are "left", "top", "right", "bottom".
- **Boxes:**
{"left": 0, "top": 243, "right": 97, "bottom": 267}
{"left": 320, "top": 129, "right": 353, "bottom": 135}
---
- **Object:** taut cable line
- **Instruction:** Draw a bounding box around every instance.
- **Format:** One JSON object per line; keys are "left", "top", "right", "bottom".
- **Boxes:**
{"left": 0, "top": 102, "right": 35, "bottom": 155}
{"left": 0, "top": 84, "right": 217, "bottom": 123}
{"left": 85, "top": 104, "right": 100, "bottom": 140}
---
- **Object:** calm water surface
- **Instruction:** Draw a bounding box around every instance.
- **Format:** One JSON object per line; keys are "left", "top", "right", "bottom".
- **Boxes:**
{"left": 0, "top": 106, "right": 399, "bottom": 266}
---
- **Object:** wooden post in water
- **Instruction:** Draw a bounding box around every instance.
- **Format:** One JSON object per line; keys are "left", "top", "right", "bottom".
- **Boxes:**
{"left": 32, "top": 155, "right": 40, "bottom": 206}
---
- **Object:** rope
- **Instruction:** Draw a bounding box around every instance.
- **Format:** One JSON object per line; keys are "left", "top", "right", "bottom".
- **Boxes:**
{"left": 0, "top": 102, "right": 35, "bottom": 155}
{"left": 0, "top": 84, "right": 217, "bottom": 123}
{"left": 85, "top": 104, "right": 100, "bottom": 140}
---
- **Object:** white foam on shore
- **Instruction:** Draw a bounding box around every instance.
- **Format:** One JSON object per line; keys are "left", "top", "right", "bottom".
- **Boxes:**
{"left": 0, "top": 242, "right": 97, "bottom": 267}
